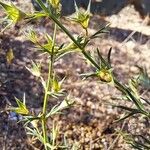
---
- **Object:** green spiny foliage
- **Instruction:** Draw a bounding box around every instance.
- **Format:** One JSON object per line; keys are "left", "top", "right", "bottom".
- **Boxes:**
{"left": 0, "top": 0, "right": 149, "bottom": 149}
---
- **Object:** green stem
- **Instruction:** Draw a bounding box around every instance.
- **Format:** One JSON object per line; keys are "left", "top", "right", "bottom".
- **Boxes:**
{"left": 42, "top": 22, "right": 57, "bottom": 149}
{"left": 42, "top": 60, "right": 52, "bottom": 150}
{"left": 47, "top": 14, "right": 100, "bottom": 69}
{"left": 36, "top": 0, "right": 100, "bottom": 69}
{"left": 85, "top": 28, "right": 88, "bottom": 37}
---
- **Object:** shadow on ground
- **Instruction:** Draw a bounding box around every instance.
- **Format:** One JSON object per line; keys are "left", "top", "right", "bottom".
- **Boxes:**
{"left": 0, "top": 35, "right": 43, "bottom": 109}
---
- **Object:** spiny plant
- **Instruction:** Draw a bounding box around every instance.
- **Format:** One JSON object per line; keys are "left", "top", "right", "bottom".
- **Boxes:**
{"left": 0, "top": 0, "right": 150, "bottom": 149}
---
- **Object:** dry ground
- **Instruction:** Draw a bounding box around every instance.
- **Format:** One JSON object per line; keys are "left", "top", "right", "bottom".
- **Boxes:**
{"left": 0, "top": 2, "right": 150, "bottom": 150}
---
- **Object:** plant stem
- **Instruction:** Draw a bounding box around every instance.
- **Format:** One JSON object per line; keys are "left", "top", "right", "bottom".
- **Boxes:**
{"left": 42, "top": 60, "right": 51, "bottom": 148}
{"left": 46, "top": 5, "right": 146, "bottom": 113}
{"left": 36, "top": 0, "right": 100, "bottom": 69}
{"left": 85, "top": 28, "right": 88, "bottom": 37}
{"left": 42, "top": 22, "right": 57, "bottom": 149}
{"left": 47, "top": 13, "right": 100, "bottom": 69}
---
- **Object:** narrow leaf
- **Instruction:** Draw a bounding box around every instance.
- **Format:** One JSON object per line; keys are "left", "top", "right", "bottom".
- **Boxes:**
{"left": 10, "top": 97, "right": 29, "bottom": 115}
{"left": 107, "top": 47, "right": 112, "bottom": 66}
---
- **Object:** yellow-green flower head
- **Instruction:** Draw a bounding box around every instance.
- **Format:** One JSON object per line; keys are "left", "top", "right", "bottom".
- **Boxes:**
{"left": 49, "top": 0, "right": 60, "bottom": 9}
{"left": 97, "top": 69, "right": 113, "bottom": 83}
{"left": 72, "top": 10, "right": 90, "bottom": 29}
{"left": 70, "top": 0, "right": 91, "bottom": 29}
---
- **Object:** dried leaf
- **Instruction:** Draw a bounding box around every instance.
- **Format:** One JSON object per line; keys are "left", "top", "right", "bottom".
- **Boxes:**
{"left": 6, "top": 49, "right": 14, "bottom": 64}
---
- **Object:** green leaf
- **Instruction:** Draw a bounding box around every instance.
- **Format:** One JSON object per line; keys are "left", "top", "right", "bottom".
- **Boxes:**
{"left": 55, "top": 36, "right": 84, "bottom": 60}
{"left": 97, "top": 48, "right": 109, "bottom": 69}
{"left": 59, "top": 42, "right": 78, "bottom": 52}
{"left": 46, "top": 98, "right": 74, "bottom": 118}
{"left": 40, "top": 77, "right": 47, "bottom": 90}
{"left": 10, "top": 97, "right": 29, "bottom": 115}
{"left": 114, "top": 105, "right": 141, "bottom": 113}
{"left": 26, "top": 12, "right": 47, "bottom": 20}
{"left": 115, "top": 112, "right": 139, "bottom": 122}
{"left": 107, "top": 47, "right": 112, "bottom": 67}
{"left": 128, "top": 78, "right": 140, "bottom": 99}
{"left": 52, "top": 76, "right": 60, "bottom": 93}
{"left": 26, "top": 29, "right": 39, "bottom": 44}
{"left": 26, "top": 126, "right": 44, "bottom": 144}
{"left": 114, "top": 105, "right": 149, "bottom": 119}
{"left": 26, "top": 61, "right": 41, "bottom": 77}
{"left": 90, "top": 24, "right": 110, "bottom": 39}
{"left": 42, "top": 34, "right": 54, "bottom": 51}
{"left": 0, "top": 1, "right": 27, "bottom": 23}
{"left": 87, "top": 0, "right": 91, "bottom": 14}
{"left": 125, "top": 87, "right": 145, "bottom": 112}
{"left": 80, "top": 72, "right": 97, "bottom": 79}
{"left": 50, "top": 75, "right": 66, "bottom": 95}
{"left": 35, "top": 34, "right": 58, "bottom": 55}
{"left": 129, "top": 135, "right": 150, "bottom": 150}
{"left": 51, "top": 122, "right": 59, "bottom": 146}
{"left": 22, "top": 115, "right": 41, "bottom": 127}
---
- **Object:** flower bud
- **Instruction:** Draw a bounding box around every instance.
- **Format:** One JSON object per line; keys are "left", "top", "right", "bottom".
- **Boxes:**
{"left": 97, "top": 69, "right": 113, "bottom": 83}
{"left": 49, "top": 0, "right": 60, "bottom": 9}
